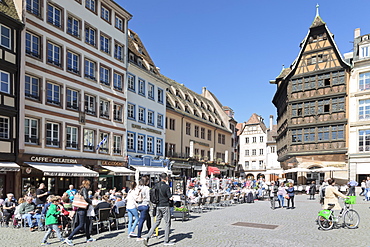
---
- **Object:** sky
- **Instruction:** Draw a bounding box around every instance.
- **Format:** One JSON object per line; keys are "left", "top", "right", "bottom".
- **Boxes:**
{"left": 117, "top": 0, "right": 370, "bottom": 125}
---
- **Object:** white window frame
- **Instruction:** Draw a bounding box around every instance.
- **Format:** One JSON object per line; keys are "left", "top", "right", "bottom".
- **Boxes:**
{"left": 138, "top": 107, "right": 145, "bottom": 123}
{"left": 360, "top": 44, "right": 370, "bottom": 59}
{"left": 83, "top": 129, "right": 94, "bottom": 151}
{"left": 128, "top": 74, "right": 135, "bottom": 91}
{"left": 66, "top": 88, "right": 79, "bottom": 110}
{"left": 0, "top": 24, "right": 11, "bottom": 49}
{"left": 157, "top": 113, "right": 163, "bottom": 128}
{"left": 25, "top": 32, "right": 40, "bottom": 58}
{"left": 0, "top": 116, "right": 9, "bottom": 139}
{"left": 128, "top": 103, "right": 135, "bottom": 120}
{"left": 47, "top": 3, "right": 62, "bottom": 28}
{"left": 100, "top": 66, "right": 110, "bottom": 85}
{"left": 113, "top": 72, "right": 123, "bottom": 90}
{"left": 113, "top": 104, "right": 123, "bottom": 121}
{"left": 67, "top": 51, "right": 79, "bottom": 74}
{"left": 156, "top": 138, "right": 163, "bottom": 155}
{"left": 138, "top": 79, "right": 145, "bottom": 96}
{"left": 84, "top": 94, "right": 96, "bottom": 115}
{"left": 148, "top": 83, "right": 154, "bottom": 100}
{"left": 100, "top": 34, "right": 110, "bottom": 54}
{"left": 359, "top": 72, "right": 370, "bottom": 91}
{"left": 148, "top": 110, "right": 154, "bottom": 126}
{"left": 47, "top": 42, "right": 61, "bottom": 66}
{"left": 127, "top": 132, "right": 135, "bottom": 151}
{"left": 46, "top": 82, "right": 61, "bottom": 105}
{"left": 84, "top": 59, "right": 96, "bottom": 80}
{"left": 46, "top": 122, "right": 59, "bottom": 147}
{"left": 113, "top": 135, "right": 122, "bottom": 155}
{"left": 137, "top": 134, "right": 145, "bottom": 153}
{"left": 25, "top": 117, "right": 38, "bottom": 144}
{"left": 115, "top": 15, "right": 123, "bottom": 31}
{"left": 114, "top": 43, "right": 123, "bottom": 61}
{"left": 85, "top": 0, "right": 95, "bottom": 12}
{"left": 359, "top": 99, "right": 370, "bottom": 120}
{"left": 100, "top": 99, "right": 110, "bottom": 119}
{"left": 66, "top": 126, "right": 78, "bottom": 149}
{"left": 147, "top": 136, "right": 154, "bottom": 154}
{"left": 98, "top": 132, "right": 109, "bottom": 153}
{"left": 85, "top": 26, "right": 96, "bottom": 46}
{"left": 101, "top": 5, "right": 110, "bottom": 22}
{"left": 67, "top": 15, "right": 80, "bottom": 37}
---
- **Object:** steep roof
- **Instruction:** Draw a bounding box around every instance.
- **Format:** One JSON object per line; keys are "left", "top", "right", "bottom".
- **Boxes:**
{"left": 267, "top": 125, "right": 278, "bottom": 142}
{"left": 0, "top": 0, "right": 21, "bottom": 22}
{"left": 244, "top": 113, "right": 267, "bottom": 132}
{"left": 161, "top": 74, "right": 230, "bottom": 133}
{"left": 128, "top": 29, "right": 159, "bottom": 74}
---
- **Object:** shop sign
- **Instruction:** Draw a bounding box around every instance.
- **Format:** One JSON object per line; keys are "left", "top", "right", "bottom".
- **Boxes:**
{"left": 101, "top": 161, "right": 124, "bottom": 166}
{"left": 30, "top": 156, "right": 78, "bottom": 164}
{"left": 132, "top": 124, "right": 162, "bottom": 135}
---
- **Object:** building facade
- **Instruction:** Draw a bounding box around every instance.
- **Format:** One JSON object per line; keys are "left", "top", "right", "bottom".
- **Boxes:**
{"left": 163, "top": 78, "right": 233, "bottom": 177}
{"left": 126, "top": 29, "right": 169, "bottom": 172}
{"left": 0, "top": 0, "right": 23, "bottom": 198}
{"left": 271, "top": 11, "right": 350, "bottom": 183}
{"left": 19, "top": 0, "right": 132, "bottom": 196}
{"left": 238, "top": 114, "right": 267, "bottom": 180}
{"left": 348, "top": 28, "right": 370, "bottom": 181}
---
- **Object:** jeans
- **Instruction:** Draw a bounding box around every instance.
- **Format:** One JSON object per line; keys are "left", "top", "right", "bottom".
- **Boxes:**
{"left": 68, "top": 209, "right": 90, "bottom": 240}
{"left": 277, "top": 195, "right": 284, "bottom": 207}
{"left": 146, "top": 207, "right": 171, "bottom": 243}
{"left": 127, "top": 208, "right": 139, "bottom": 235}
{"left": 348, "top": 186, "right": 356, "bottom": 196}
{"left": 22, "top": 213, "right": 42, "bottom": 228}
{"left": 42, "top": 224, "right": 63, "bottom": 243}
{"left": 365, "top": 188, "right": 370, "bottom": 201}
{"left": 137, "top": 205, "right": 150, "bottom": 238}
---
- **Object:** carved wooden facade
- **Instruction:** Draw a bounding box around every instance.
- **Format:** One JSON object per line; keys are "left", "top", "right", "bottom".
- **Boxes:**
{"left": 271, "top": 14, "right": 350, "bottom": 169}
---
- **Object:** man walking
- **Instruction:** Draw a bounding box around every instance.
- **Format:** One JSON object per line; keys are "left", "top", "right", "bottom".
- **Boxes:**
{"left": 365, "top": 177, "right": 370, "bottom": 201}
{"left": 143, "top": 173, "right": 174, "bottom": 246}
{"left": 347, "top": 179, "right": 358, "bottom": 196}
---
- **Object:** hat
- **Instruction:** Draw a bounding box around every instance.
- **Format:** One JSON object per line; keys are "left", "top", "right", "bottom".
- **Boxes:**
{"left": 116, "top": 195, "right": 122, "bottom": 199}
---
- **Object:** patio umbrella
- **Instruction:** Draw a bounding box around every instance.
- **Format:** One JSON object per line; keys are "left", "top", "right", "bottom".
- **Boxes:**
{"left": 284, "top": 167, "right": 311, "bottom": 173}
{"left": 263, "top": 169, "right": 285, "bottom": 175}
{"left": 312, "top": 167, "right": 347, "bottom": 178}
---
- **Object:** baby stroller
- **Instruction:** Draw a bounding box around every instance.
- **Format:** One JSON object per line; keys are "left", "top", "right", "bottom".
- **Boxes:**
{"left": 51, "top": 209, "right": 72, "bottom": 238}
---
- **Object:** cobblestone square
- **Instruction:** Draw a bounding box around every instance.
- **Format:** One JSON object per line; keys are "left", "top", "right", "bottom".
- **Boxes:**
{"left": 1, "top": 195, "right": 370, "bottom": 247}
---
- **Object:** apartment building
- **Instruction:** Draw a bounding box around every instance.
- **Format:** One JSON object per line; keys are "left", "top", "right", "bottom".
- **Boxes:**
{"left": 0, "top": 0, "right": 23, "bottom": 198}
{"left": 19, "top": 0, "right": 132, "bottom": 195}
{"left": 163, "top": 78, "right": 233, "bottom": 177}
{"left": 348, "top": 28, "right": 370, "bottom": 181}
{"left": 126, "top": 29, "right": 169, "bottom": 175}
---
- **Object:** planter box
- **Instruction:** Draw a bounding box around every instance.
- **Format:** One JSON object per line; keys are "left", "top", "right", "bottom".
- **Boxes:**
{"left": 172, "top": 211, "right": 190, "bottom": 221}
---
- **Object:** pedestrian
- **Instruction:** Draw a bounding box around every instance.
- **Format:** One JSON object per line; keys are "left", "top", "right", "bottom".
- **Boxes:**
{"left": 41, "top": 196, "right": 65, "bottom": 245}
{"left": 66, "top": 184, "right": 77, "bottom": 202}
{"left": 127, "top": 181, "right": 140, "bottom": 238}
{"left": 137, "top": 177, "right": 151, "bottom": 241}
{"left": 359, "top": 180, "right": 366, "bottom": 196}
{"left": 277, "top": 183, "right": 286, "bottom": 208}
{"left": 143, "top": 173, "right": 174, "bottom": 246}
{"left": 36, "top": 183, "right": 49, "bottom": 208}
{"left": 323, "top": 178, "right": 348, "bottom": 212}
{"left": 2, "top": 193, "right": 16, "bottom": 227}
{"left": 286, "top": 183, "right": 295, "bottom": 209}
{"left": 64, "top": 179, "right": 95, "bottom": 246}
{"left": 365, "top": 177, "right": 370, "bottom": 201}
{"left": 347, "top": 179, "right": 358, "bottom": 196}
{"left": 309, "top": 181, "right": 316, "bottom": 200}
{"left": 269, "top": 181, "right": 278, "bottom": 210}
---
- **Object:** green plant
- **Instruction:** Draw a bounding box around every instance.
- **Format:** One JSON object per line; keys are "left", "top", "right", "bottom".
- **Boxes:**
{"left": 174, "top": 206, "right": 189, "bottom": 212}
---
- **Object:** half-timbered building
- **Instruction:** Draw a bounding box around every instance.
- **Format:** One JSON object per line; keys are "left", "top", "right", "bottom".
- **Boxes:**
{"left": 270, "top": 10, "right": 350, "bottom": 183}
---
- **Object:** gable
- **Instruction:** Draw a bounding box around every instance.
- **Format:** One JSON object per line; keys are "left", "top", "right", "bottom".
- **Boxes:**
{"left": 294, "top": 28, "right": 343, "bottom": 76}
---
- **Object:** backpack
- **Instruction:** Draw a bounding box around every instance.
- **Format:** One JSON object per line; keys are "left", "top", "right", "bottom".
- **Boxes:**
{"left": 150, "top": 183, "right": 160, "bottom": 204}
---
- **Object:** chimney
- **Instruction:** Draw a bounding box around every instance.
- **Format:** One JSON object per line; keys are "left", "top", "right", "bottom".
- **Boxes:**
{"left": 202, "top": 87, "right": 206, "bottom": 95}
{"left": 156, "top": 67, "right": 160, "bottom": 73}
{"left": 355, "top": 28, "right": 361, "bottom": 38}
{"left": 269, "top": 115, "right": 274, "bottom": 130}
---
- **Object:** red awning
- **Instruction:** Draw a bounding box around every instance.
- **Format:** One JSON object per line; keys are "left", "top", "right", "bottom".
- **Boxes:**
{"left": 208, "top": 166, "right": 220, "bottom": 175}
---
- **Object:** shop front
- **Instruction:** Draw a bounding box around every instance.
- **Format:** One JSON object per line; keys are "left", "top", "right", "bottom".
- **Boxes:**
{"left": 0, "top": 162, "right": 20, "bottom": 198}
{"left": 98, "top": 160, "right": 134, "bottom": 193}
{"left": 19, "top": 155, "right": 98, "bottom": 197}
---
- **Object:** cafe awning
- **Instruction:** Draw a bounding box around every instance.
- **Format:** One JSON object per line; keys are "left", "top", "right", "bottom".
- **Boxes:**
{"left": 131, "top": 165, "right": 171, "bottom": 175}
{"left": 26, "top": 162, "right": 98, "bottom": 177}
{"left": 0, "top": 162, "right": 20, "bottom": 172}
{"left": 101, "top": 166, "right": 135, "bottom": 176}
{"left": 208, "top": 166, "right": 220, "bottom": 175}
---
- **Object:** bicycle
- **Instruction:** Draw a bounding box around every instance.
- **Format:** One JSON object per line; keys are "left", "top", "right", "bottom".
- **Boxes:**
{"left": 317, "top": 196, "right": 360, "bottom": 230}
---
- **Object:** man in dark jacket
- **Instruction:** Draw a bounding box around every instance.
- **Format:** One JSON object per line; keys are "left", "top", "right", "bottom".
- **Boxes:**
{"left": 143, "top": 173, "right": 174, "bottom": 246}
{"left": 269, "top": 181, "right": 279, "bottom": 210}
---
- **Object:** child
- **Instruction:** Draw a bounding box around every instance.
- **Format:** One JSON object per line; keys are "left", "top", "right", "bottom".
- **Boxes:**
{"left": 41, "top": 196, "right": 64, "bottom": 245}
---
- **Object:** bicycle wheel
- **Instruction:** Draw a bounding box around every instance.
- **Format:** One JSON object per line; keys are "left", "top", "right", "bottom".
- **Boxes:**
{"left": 317, "top": 215, "right": 334, "bottom": 230}
{"left": 343, "top": 209, "right": 360, "bottom": 229}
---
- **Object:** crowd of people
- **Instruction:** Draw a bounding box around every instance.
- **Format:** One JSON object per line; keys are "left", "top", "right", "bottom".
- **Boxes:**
{"left": 1, "top": 174, "right": 368, "bottom": 246}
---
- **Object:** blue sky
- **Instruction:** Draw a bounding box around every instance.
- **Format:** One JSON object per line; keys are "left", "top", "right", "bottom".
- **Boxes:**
{"left": 118, "top": 0, "right": 370, "bottom": 125}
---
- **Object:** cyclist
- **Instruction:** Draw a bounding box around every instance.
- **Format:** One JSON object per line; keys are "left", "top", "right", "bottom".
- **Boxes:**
{"left": 323, "top": 178, "right": 348, "bottom": 213}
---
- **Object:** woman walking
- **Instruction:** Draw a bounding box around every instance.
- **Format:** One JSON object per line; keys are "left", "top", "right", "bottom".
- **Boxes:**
{"left": 127, "top": 181, "right": 140, "bottom": 237}
{"left": 286, "top": 183, "right": 295, "bottom": 209}
{"left": 64, "top": 180, "right": 95, "bottom": 246}
{"left": 277, "top": 183, "right": 286, "bottom": 208}
{"left": 137, "top": 177, "right": 151, "bottom": 241}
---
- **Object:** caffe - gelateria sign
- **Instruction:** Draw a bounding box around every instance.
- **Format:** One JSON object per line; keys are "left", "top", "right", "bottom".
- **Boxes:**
{"left": 30, "top": 156, "right": 78, "bottom": 164}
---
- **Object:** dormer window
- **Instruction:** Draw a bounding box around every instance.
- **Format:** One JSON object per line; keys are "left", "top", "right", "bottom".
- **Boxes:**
{"left": 194, "top": 110, "right": 199, "bottom": 117}
{"left": 137, "top": 59, "right": 142, "bottom": 67}
{"left": 208, "top": 116, "right": 213, "bottom": 123}
{"left": 176, "top": 90, "right": 181, "bottom": 98}
{"left": 129, "top": 53, "right": 134, "bottom": 62}
{"left": 360, "top": 44, "right": 370, "bottom": 59}
{"left": 207, "top": 105, "right": 211, "bottom": 111}
{"left": 185, "top": 106, "right": 190, "bottom": 113}
{"left": 175, "top": 101, "right": 181, "bottom": 109}
{"left": 185, "top": 94, "right": 190, "bottom": 102}
{"left": 202, "top": 113, "right": 206, "bottom": 120}
{"left": 201, "top": 102, "right": 205, "bottom": 109}
{"left": 194, "top": 98, "right": 198, "bottom": 106}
